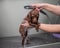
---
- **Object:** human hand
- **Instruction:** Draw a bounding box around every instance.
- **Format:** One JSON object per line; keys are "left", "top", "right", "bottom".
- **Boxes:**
{"left": 30, "top": 3, "right": 43, "bottom": 12}
{"left": 31, "top": 3, "right": 41, "bottom": 8}
{"left": 30, "top": 3, "right": 47, "bottom": 10}
{"left": 21, "top": 20, "right": 30, "bottom": 27}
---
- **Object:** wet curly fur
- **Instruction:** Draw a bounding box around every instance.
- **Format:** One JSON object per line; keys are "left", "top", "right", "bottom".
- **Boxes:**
{"left": 19, "top": 9, "right": 40, "bottom": 47}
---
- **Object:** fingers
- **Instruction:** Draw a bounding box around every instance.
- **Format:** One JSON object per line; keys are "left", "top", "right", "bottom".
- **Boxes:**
{"left": 31, "top": 3, "right": 42, "bottom": 8}
{"left": 21, "top": 22, "right": 30, "bottom": 27}
{"left": 30, "top": 3, "right": 43, "bottom": 11}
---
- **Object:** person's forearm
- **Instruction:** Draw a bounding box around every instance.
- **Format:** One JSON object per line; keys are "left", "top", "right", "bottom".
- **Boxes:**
{"left": 41, "top": 3, "right": 60, "bottom": 15}
{"left": 39, "top": 24, "right": 60, "bottom": 32}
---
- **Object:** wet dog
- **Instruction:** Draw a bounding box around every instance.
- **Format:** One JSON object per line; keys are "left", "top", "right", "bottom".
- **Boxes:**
{"left": 19, "top": 9, "right": 40, "bottom": 47}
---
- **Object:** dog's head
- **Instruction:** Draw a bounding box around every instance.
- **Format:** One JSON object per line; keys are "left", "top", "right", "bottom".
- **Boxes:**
{"left": 28, "top": 9, "right": 39, "bottom": 17}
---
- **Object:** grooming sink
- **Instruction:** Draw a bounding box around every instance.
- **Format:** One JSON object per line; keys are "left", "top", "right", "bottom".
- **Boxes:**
{"left": 26, "top": 42, "right": 60, "bottom": 48}
{"left": 25, "top": 33, "right": 60, "bottom": 48}
{"left": 0, "top": 33, "right": 60, "bottom": 48}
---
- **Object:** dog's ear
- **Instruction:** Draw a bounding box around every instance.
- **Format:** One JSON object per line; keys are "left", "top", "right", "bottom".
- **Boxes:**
{"left": 24, "top": 10, "right": 31, "bottom": 20}
{"left": 27, "top": 11, "right": 32, "bottom": 19}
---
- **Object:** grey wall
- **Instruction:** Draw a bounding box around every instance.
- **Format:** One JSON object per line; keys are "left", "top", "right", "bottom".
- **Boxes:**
{"left": 0, "top": 0, "right": 59, "bottom": 37}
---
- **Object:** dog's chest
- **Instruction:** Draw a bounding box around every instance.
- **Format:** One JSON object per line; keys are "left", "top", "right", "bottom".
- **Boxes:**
{"left": 30, "top": 15, "right": 38, "bottom": 24}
